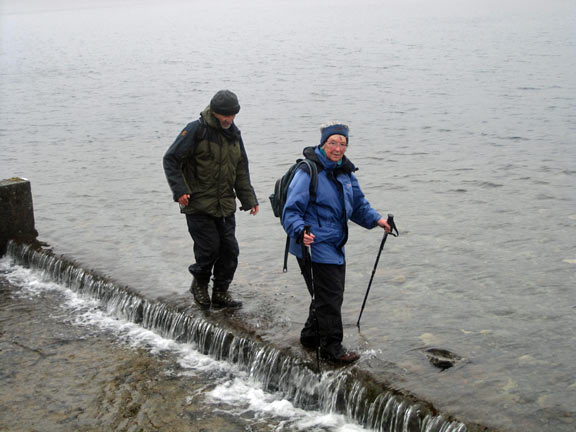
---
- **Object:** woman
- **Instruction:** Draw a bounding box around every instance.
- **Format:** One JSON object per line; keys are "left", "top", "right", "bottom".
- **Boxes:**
{"left": 282, "top": 122, "right": 390, "bottom": 364}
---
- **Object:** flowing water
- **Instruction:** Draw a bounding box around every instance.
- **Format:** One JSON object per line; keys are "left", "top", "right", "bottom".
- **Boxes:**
{"left": 1, "top": 0, "right": 575, "bottom": 431}
{"left": 1, "top": 243, "right": 468, "bottom": 432}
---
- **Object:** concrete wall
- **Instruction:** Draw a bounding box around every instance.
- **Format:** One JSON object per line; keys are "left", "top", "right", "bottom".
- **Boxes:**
{"left": 0, "top": 178, "right": 38, "bottom": 256}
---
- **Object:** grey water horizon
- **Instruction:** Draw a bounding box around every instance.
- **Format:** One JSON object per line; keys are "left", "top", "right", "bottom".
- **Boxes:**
{"left": 1, "top": 0, "right": 575, "bottom": 430}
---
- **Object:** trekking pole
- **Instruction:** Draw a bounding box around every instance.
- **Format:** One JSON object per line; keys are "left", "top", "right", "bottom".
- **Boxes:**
{"left": 303, "top": 225, "right": 321, "bottom": 377}
{"left": 357, "top": 214, "right": 399, "bottom": 329}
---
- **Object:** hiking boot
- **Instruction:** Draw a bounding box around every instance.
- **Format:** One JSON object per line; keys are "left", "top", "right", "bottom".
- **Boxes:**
{"left": 321, "top": 347, "right": 360, "bottom": 364}
{"left": 212, "top": 290, "right": 242, "bottom": 309}
{"left": 190, "top": 277, "right": 210, "bottom": 310}
{"left": 211, "top": 280, "right": 242, "bottom": 309}
{"left": 332, "top": 350, "right": 360, "bottom": 364}
{"left": 300, "top": 335, "right": 319, "bottom": 350}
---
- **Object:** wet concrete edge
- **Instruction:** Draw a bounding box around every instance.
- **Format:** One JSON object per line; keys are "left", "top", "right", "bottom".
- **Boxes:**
{"left": 1, "top": 239, "right": 500, "bottom": 432}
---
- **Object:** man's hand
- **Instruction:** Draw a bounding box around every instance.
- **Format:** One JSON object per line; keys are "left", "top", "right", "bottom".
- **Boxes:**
{"left": 250, "top": 205, "right": 259, "bottom": 215}
{"left": 178, "top": 194, "right": 190, "bottom": 207}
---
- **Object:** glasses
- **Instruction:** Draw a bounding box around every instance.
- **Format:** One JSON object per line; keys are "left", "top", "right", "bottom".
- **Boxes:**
{"left": 325, "top": 140, "right": 348, "bottom": 149}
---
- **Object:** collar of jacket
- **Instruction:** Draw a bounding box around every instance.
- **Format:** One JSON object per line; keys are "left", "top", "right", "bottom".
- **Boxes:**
{"left": 302, "top": 145, "right": 357, "bottom": 174}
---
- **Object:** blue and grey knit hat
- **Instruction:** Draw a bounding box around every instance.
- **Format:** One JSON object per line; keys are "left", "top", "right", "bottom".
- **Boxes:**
{"left": 320, "top": 122, "right": 349, "bottom": 145}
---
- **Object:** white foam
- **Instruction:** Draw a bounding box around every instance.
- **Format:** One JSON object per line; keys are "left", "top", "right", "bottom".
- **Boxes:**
{"left": 207, "top": 377, "right": 366, "bottom": 431}
{"left": 1, "top": 257, "right": 235, "bottom": 372}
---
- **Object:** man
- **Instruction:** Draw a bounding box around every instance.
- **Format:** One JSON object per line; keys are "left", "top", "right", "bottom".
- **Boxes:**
{"left": 282, "top": 122, "right": 390, "bottom": 363}
{"left": 163, "top": 90, "right": 259, "bottom": 310}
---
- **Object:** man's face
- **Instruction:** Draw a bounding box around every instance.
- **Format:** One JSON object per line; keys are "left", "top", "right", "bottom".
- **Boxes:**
{"left": 322, "top": 134, "right": 348, "bottom": 162}
{"left": 213, "top": 112, "right": 236, "bottom": 129}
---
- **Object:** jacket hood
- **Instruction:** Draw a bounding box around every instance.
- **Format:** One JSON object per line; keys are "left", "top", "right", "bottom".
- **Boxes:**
{"left": 302, "top": 145, "right": 357, "bottom": 173}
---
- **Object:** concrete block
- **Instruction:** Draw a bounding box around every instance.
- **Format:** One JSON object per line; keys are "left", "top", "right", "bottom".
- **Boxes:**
{"left": 0, "top": 178, "right": 38, "bottom": 256}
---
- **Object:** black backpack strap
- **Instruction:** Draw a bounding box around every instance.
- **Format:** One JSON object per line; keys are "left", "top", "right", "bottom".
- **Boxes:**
{"left": 283, "top": 159, "right": 319, "bottom": 273}
{"left": 194, "top": 117, "right": 207, "bottom": 142}
{"left": 186, "top": 118, "right": 209, "bottom": 181}
{"left": 301, "top": 159, "right": 318, "bottom": 201}
{"left": 283, "top": 235, "right": 291, "bottom": 273}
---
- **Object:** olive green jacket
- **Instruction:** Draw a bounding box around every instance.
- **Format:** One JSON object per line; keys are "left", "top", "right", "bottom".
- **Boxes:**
{"left": 163, "top": 107, "right": 258, "bottom": 217}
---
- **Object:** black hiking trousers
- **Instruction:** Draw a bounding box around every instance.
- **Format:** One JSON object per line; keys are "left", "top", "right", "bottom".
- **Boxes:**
{"left": 186, "top": 213, "right": 239, "bottom": 286}
{"left": 297, "top": 258, "right": 346, "bottom": 358}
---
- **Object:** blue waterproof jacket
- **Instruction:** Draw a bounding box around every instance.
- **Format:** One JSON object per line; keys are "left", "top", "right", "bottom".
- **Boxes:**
{"left": 282, "top": 146, "right": 382, "bottom": 265}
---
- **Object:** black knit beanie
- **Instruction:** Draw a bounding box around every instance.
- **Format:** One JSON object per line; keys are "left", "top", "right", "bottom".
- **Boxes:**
{"left": 210, "top": 90, "right": 240, "bottom": 115}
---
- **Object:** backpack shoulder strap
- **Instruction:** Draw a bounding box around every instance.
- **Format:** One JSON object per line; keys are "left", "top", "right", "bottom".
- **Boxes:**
{"left": 283, "top": 158, "right": 319, "bottom": 273}
{"left": 194, "top": 117, "right": 207, "bottom": 142}
{"left": 296, "top": 158, "right": 319, "bottom": 201}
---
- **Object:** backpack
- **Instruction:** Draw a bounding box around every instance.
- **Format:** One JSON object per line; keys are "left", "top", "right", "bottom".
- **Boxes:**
{"left": 269, "top": 158, "right": 318, "bottom": 272}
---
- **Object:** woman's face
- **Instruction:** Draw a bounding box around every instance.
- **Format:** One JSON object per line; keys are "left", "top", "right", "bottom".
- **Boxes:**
{"left": 322, "top": 134, "right": 348, "bottom": 162}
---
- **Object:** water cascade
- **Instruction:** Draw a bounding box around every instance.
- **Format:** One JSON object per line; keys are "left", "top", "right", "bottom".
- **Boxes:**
{"left": 5, "top": 241, "right": 470, "bottom": 432}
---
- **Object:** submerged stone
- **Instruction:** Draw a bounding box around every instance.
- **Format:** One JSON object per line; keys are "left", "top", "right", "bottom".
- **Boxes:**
{"left": 423, "top": 348, "right": 463, "bottom": 371}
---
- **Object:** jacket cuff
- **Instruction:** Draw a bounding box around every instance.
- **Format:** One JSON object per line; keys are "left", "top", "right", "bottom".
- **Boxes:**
{"left": 239, "top": 199, "right": 259, "bottom": 210}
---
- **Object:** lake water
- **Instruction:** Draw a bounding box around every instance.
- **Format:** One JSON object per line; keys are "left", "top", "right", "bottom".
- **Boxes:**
{"left": 1, "top": 0, "right": 575, "bottom": 430}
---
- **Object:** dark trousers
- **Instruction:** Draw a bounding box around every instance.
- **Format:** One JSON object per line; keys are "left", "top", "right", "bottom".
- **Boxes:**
{"left": 185, "top": 213, "right": 239, "bottom": 286}
{"left": 297, "top": 258, "right": 346, "bottom": 357}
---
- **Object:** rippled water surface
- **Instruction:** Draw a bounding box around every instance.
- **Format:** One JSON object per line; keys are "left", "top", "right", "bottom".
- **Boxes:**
{"left": 1, "top": 0, "right": 575, "bottom": 430}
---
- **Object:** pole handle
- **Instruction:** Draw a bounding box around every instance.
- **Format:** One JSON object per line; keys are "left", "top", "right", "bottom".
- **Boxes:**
{"left": 387, "top": 213, "right": 399, "bottom": 237}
